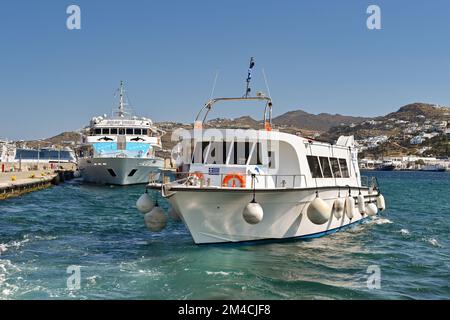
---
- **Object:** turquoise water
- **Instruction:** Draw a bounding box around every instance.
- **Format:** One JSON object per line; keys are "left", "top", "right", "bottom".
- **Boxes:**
{"left": 0, "top": 171, "right": 449, "bottom": 299}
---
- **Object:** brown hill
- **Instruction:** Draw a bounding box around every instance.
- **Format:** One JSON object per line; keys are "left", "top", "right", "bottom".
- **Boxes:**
{"left": 272, "top": 110, "right": 369, "bottom": 131}
{"left": 383, "top": 103, "right": 450, "bottom": 120}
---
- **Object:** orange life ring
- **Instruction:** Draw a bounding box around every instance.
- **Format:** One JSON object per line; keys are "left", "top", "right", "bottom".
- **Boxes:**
{"left": 222, "top": 173, "right": 246, "bottom": 188}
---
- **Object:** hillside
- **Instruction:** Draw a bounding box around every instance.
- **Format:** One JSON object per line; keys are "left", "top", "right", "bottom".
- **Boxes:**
{"left": 21, "top": 132, "right": 83, "bottom": 149}
{"left": 384, "top": 103, "right": 450, "bottom": 120}
{"left": 20, "top": 102, "right": 450, "bottom": 158}
{"left": 326, "top": 103, "right": 450, "bottom": 158}
{"left": 272, "top": 110, "right": 369, "bottom": 131}
{"left": 328, "top": 103, "right": 450, "bottom": 140}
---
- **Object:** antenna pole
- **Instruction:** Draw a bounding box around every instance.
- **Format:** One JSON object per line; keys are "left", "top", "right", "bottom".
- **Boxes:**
{"left": 244, "top": 57, "right": 255, "bottom": 98}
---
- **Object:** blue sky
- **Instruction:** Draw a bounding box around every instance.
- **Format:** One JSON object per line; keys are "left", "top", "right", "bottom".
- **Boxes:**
{"left": 1, "top": 0, "right": 450, "bottom": 140}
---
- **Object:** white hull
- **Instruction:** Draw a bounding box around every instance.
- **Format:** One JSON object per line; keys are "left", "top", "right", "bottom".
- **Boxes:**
{"left": 79, "top": 157, "right": 163, "bottom": 185}
{"left": 166, "top": 187, "right": 375, "bottom": 244}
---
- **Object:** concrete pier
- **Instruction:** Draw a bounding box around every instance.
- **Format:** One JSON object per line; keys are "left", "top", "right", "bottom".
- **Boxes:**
{"left": 0, "top": 167, "right": 76, "bottom": 200}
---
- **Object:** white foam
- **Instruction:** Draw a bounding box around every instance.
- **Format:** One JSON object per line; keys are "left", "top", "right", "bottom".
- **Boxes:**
{"left": 426, "top": 238, "right": 441, "bottom": 247}
{"left": 86, "top": 275, "right": 100, "bottom": 285}
{"left": 0, "top": 260, "right": 20, "bottom": 300}
{"left": 206, "top": 271, "right": 243, "bottom": 276}
{"left": 371, "top": 217, "right": 393, "bottom": 225}
{"left": 400, "top": 229, "right": 410, "bottom": 235}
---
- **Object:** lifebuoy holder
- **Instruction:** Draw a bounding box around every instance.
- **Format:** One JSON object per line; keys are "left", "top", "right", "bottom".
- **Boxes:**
{"left": 189, "top": 171, "right": 205, "bottom": 181}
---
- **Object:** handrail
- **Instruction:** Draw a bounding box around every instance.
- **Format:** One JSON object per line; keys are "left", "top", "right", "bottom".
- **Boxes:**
{"left": 150, "top": 171, "right": 308, "bottom": 190}
{"left": 360, "top": 175, "right": 380, "bottom": 191}
{"left": 194, "top": 96, "right": 273, "bottom": 129}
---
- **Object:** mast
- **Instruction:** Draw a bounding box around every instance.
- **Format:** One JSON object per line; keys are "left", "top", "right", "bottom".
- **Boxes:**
{"left": 244, "top": 57, "right": 255, "bottom": 98}
{"left": 118, "top": 80, "right": 125, "bottom": 117}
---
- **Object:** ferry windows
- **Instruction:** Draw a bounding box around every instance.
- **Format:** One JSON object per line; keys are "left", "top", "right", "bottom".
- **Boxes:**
{"left": 94, "top": 128, "right": 101, "bottom": 135}
{"left": 307, "top": 156, "right": 323, "bottom": 178}
{"left": 110, "top": 128, "right": 118, "bottom": 135}
{"left": 339, "top": 159, "right": 350, "bottom": 178}
{"left": 102, "top": 128, "right": 110, "bottom": 135}
{"left": 232, "top": 142, "right": 250, "bottom": 165}
{"left": 319, "top": 157, "right": 333, "bottom": 178}
{"left": 267, "top": 151, "right": 276, "bottom": 169}
{"left": 308, "top": 156, "right": 349, "bottom": 179}
{"left": 126, "top": 128, "right": 133, "bottom": 135}
{"left": 192, "top": 141, "right": 210, "bottom": 164}
{"left": 142, "top": 129, "right": 148, "bottom": 136}
{"left": 205, "top": 142, "right": 226, "bottom": 164}
{"left": 119, "top": 128, "right": 125, "bottom": 135}
{"left": 330, "top": 158, "right": 342, "bottom": 178}
{"left": 134, "top": 128, "right": 142, "bottom": 135}
{"left": 248, "top": 143, "right": 263, "bottom": 165}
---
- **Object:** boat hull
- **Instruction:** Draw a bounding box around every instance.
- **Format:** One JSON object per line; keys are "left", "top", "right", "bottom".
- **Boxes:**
{"left": 79, "top": 157, "right": 163, "bottom": 185}
{"left": 165, "top": 187, "right": 375, "bottom": 244}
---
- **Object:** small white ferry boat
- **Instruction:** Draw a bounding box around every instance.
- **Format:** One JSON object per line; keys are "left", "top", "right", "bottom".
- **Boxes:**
{"left": 78, "top": 81, "right": 165, "bottom": 185}
{"left": 138, "top": 62, "right": 386, "bottom": 244}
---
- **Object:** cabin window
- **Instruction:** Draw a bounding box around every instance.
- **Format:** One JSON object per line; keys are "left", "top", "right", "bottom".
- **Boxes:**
{"left": 126, "top": 128, "right": 133, "bottom": 135}
{"left": 119, "top": 128, "right": 125, "bottom": 135}
{"left": 142, "top": 129, "right": 148, "bottom": 135}
{"left": 231, "top": 142, "right": 251, "bottom": 165}
{"left": 307, "top": 156, "right": 322, "bottom": 178}
{"left": 192, "top": 141, "right": 210, "bottom": 164}
{"left": 134, "top": 128, "right": 142, "bottom": 135}
{"left": 330, "top": 158, "right": 342, "bottom": 178}
{"left": 267, "top": 151, "right": 276, "bottom": 169}
{"left": 339, "top": 159, "right": 350, "bottom": 178}
{"left": 205, "top": 142, "right": 228, "bottom": 165}
{"left": 319, "top": 157, "right": 333, "bottom": 178}
{"left": 94, "top": 128, "right": 101, "bottom": 135}
{"left": 102, "top": 128, "right": 110, "bottom": 135}
{"left": 110, "top": 128, "right": 118, "bottom": 135}
{"left": 248, "top": 143, "right": 263, "bottom": 165}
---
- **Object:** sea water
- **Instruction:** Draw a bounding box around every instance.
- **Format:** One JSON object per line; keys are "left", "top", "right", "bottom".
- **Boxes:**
{"left": 0, "top": 171, "right": 449, "bottom": 299}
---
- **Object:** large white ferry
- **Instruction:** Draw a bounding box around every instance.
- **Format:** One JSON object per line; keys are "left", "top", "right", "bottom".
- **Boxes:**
{"left": 78, "top": 82, "right": 165, "bottom": 185}
{"left": 139, "top": 62, "right": 386, "bottom": 244}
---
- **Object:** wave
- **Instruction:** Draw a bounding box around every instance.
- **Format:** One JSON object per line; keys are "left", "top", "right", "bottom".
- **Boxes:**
{"left": 0, "top": 259, "right": 21, "bottom": 300}
{"left": 206, "top": 271, "right": 244, "bottom": 276}
{"left": 424, "top": 237, "right": 441, "bottom": 248}
{"left": 369, "top": 217, "right": 393, "bottom": 225}
{"left": 400, "top": 229, "right": 411, "bottom": 236}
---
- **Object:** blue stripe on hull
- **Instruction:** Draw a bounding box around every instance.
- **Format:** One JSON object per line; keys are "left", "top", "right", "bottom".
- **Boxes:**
{"left": 197, "top": 215, "right": 374, "bottom": 246}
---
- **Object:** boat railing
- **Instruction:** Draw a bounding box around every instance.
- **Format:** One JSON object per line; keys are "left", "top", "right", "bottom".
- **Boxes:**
{"left": 149, "top": 171, "right": 308, "bottom": 191}
{"left": 361, "top": 176, "right": 379, "bottom": 190}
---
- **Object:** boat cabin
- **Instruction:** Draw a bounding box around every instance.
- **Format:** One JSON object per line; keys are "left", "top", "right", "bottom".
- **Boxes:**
{"left": 171, "top": 94, "right": 361, "bottom": 190}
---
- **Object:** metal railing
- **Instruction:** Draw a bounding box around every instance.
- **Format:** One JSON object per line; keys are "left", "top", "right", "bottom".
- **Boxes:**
{"left": 361, "top": 176, "right": 380, "bottom": 190}
{"left": 149, "top": 171, "right": 308, "bottom": 190}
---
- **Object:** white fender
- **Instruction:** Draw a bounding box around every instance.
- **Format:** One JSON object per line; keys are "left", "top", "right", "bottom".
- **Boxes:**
{"left": 307, "top": 197, "right": 331, "bottom": 225}
{"left": 357, "top": 195, "right": 366, "bottom": 215}
{"left": 366, "top": 202, "right": 378, "bottom": 216}
{"left": 345, "top": 196, "right": 355, "bottom": 219}
{"left": 144, "top": 206, "right": 167, "bottom": 232}
{"left": 376, "top": 194, "right": 386, "bottom": 211}
{"left": 242, "top": 201, "right": 264, "bottom": 225}
{"left": 332, "top": 198, "right": 345, "bottom": 219}
{"left": 136, "top": 193, "right": 155, "bottom": 214}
